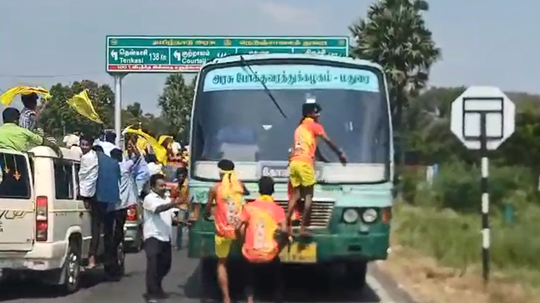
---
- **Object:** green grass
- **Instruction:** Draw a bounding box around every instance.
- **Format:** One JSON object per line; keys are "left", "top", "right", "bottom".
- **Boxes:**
{"left": 392, "top": 202, "right": 540, "bottom": 288}
{"left": 393, "top": 162, "right": 540, "bottom": 292}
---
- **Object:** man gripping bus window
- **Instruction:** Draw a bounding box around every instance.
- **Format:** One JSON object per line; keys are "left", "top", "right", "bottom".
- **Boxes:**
{"left": 204, "top": 159, "right": 249, "bottom": 303}
{"left": 287, "top": 99, "right": 347, "bottom": 237}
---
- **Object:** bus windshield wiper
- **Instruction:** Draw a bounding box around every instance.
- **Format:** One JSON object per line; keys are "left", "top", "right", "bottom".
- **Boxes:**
{"left": 239, "top": 55, "right": 287, "bottom": 118}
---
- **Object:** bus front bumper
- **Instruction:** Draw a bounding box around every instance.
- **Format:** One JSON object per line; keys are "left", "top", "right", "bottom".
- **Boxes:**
{"left": 187, "top": 231, "right": 389, "bottom": 262}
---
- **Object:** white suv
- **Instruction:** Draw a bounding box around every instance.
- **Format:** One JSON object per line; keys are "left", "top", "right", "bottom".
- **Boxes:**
{"left": 0, "top": 146, "right": 124, "bottom": 293}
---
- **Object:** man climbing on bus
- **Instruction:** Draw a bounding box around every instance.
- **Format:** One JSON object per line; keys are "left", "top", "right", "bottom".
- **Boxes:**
{"left": 287, "top": 99, "right": 347, "bottom": 237}
{"left": 204, "top": 159, "right": 250, "bottom": 303}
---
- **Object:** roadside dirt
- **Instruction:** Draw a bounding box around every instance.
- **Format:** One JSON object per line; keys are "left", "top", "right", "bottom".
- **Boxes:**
{"left": 376, "top": 245, "right": 540, "bottom": 303}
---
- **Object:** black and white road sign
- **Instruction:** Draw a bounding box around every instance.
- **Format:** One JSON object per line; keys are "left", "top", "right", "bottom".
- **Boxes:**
{"left": 450, "top": 86, "right": 515, "bottom": 150}
{"left": 450, "top": 86, "right": 516, "bottom": 283}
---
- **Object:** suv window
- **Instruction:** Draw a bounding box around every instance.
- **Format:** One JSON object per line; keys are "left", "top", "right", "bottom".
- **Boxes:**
{"left": 0, "top": 152, "right": 31, "bottom": 199}
{"left": 54, "top": 160, "right": 74, "bottom": 200}
{"left": 74, "top": 163, "right": 81, "bottom": 199}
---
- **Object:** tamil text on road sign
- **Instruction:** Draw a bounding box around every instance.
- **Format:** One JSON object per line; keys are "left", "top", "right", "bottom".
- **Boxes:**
{"left": 106, "top": 36, "right": 349, "bottom": 73}
{"left": 450, "top": 86, "right": 515, "bottom": 150}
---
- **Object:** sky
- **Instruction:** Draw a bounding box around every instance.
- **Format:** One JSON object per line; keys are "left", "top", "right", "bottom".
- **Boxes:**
{"left": 1, "top": 0, "right": 538, "bottom": 114}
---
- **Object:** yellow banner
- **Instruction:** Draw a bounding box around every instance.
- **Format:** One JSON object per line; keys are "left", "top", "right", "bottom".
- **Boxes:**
{"left": 66, "top": 90, "right": 102, "bottom": 124}
{"left": 0, "top": 85, "right": 51, "bottom": 106}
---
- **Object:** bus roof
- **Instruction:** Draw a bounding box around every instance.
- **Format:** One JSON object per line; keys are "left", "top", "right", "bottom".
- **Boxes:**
{"left": 201, "top": 53, "right": 383, "bottom": 71}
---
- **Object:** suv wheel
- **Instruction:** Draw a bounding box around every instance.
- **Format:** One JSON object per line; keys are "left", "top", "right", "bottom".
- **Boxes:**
{"left": 59, "top": 241, "right": 82, "bottom": 294}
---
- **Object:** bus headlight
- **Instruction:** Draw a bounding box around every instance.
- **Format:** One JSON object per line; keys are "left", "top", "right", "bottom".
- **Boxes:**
{"left": 362, "top": 208, "right": 378, "bottom": 223}
{"left": 342, "top": 209, "right": 359, "bottom": 223}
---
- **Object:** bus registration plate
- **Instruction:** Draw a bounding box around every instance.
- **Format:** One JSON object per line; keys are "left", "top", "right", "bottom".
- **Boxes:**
{"left": 279, "top": 243, "right": 317, "bottom": 263}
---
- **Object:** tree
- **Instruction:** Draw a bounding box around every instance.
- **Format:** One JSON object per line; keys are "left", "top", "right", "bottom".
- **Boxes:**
{"left": 404, "top": 87, "right": 540, "bottom": 169}
{"left": 349, "top": 0, "right": 441, "bottom": 134}
{"left": 122, "top": 102, "right": 170, "bottom": 136}
{"left": 38, "top": 80, "right": 114, "bottom": 138}
{"left": 158, "top": 74, "right": 195, "bottom": 143}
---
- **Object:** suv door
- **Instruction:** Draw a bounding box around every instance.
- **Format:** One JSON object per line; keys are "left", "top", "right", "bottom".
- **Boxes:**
{"left": 74, "top": 163, "right": 92, "bottom": 255}
{"left": 51, "top": 159, "right": 79, "bottom": 245}
{"left": 0, "top": 149, "right": 35, "bottom": 251}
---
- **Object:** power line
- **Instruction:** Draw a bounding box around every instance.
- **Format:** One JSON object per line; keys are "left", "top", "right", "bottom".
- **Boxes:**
{"left": 0, "top": 71, "right": 104, "bottom": 78}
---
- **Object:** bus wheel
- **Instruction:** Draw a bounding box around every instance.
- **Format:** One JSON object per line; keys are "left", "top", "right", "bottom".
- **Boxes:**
{"left": 345, "top": 261, "right": 367, "bottom": 289}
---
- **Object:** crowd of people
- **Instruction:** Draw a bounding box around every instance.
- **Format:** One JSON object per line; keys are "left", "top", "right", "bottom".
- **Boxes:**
{"left": 0, "top": 92, "right": 349, "bottom": 303}
{"left": 0, "top": 93, "right": 191, "bottom": 302}
{"left": 146, "top": 101, "right": 347, "bottom": 303}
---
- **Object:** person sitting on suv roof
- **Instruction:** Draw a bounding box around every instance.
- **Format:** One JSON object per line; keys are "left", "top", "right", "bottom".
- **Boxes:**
{"left": 0, "top": 107, "right": 61, "bottom": 156}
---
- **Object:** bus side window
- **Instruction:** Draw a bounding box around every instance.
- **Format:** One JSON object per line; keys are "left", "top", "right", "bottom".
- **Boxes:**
{"left": 0, "top": 152, "right": 31, "bottom": 199}
{"left": 54, "top": 159, "right": 74, "bottom": 200}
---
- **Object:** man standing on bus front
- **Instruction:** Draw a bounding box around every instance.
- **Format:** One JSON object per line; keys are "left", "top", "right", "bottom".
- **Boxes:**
{"left": 287, "top": 99, "right": 347, "bottom": 237}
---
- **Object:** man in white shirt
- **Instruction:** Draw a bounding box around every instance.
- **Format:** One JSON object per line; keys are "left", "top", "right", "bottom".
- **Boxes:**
{"left": 96, "top": 131, "right": 120, "bottom": 156}
{"left": 64, "top": 132, "right": 83, "bottom": 157}
{"left": 142, "top": 174, "right": 185, "bottom": 302}
{"left": 78, "top": 135, "right": 101, "bottom": 269}
{"left": 145, "top": 154, "right": 163, "bottom": 176}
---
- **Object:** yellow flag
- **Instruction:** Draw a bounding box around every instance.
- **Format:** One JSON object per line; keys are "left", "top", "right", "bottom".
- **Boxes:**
{"left": 66, "top": 90, "right": 103, "bottom": 124}
{"left": 158, "top": 135, "right": 173, "bottom": 146}
{"left": 123, "top": 126, "right": 168, "bottom": 164}
{"left": 136, "top": 137, "right": 149, "bottom": 155}
{"left": 0, "top": 85, "right": 51, "bottom": 106}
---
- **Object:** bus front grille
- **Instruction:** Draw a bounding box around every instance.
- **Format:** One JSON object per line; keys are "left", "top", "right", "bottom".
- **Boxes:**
{"left": 274, "top": 200, "right": 335, "bottom": 228}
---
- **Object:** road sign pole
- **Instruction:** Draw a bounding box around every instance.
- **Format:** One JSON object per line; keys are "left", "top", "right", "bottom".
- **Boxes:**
{"left": 451, "top": 87, "right": 517, "bottom": 286}
{"left": 479, "top": 113, "right": 490, "bottom": 284}
{"left": 114, "top": 74, "right": 126, "bottom": 146}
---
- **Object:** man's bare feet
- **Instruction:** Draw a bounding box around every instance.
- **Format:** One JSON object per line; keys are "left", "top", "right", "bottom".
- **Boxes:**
{"left": 223, "top": 296, "right": 231, "bottom": 303}
{"left": 299, "top": 227, "right": 310, "bottom": 238}
{"left": 87, "top": 256, "right": 97, "bottom": 269}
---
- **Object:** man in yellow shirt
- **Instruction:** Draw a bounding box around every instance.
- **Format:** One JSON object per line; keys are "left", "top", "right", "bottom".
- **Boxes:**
{"left": 0, "top": 108, "right": 61, "bottom": 156}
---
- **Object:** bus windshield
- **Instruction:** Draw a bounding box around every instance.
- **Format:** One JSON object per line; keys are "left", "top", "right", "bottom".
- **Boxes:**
{"left": 191, "top": 62, "right": 390, "bottom": 183}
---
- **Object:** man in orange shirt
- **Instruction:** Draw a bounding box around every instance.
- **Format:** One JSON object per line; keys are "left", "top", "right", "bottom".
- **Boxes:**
{"left": 237, "top": 176, "right": 287, "bottom": 303}
{"left": 204, "top": 159, "right": 249, "bottom": 303}
{"left": 288, "top": 100, "right": 346, "bottom": 237}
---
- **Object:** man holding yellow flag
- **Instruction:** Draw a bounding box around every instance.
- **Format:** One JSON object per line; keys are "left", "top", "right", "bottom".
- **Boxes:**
{"left": 0, "top": 86, "right": 51, "bottom": 132}
{"left": 19, "top": 93, "right": 47, "bottom": 131}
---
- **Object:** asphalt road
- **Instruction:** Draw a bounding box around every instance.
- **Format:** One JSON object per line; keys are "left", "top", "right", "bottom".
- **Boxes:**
{"left": 0, "top": 248, "right": 412, "bottom": 303}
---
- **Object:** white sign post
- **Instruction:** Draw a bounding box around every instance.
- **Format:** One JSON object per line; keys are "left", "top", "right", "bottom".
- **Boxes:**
{"left": 450, "top": 86, "right": 516, "bottom": 284}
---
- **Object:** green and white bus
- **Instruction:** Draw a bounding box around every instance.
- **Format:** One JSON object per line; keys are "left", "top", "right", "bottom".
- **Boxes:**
{"left": 187, "top": 53, "right": 393, "bottom": 285}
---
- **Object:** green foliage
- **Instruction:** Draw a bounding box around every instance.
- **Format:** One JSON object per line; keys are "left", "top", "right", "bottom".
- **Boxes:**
{"left": 38, "top": 79, "right": 178, "bottom": 140}
{"left": 402, "top": 162, "right": 536, "bottom": 212}
{"left": 158, "top": 74, "right": 195, "bottom": 143}
{"left": 349, "top": 0, "right": 441, "bottom": 130}
{"left": 397, "top": 163, "right": 540, "bottom": 286}
{"left": 38, "top": 80, "right": 114, "bottom": 138}
{"left": 405, "top": 87, "right": 540, "bottom": 168}
{"left": 122, "top": 102, "right": 168, "bottom": 136}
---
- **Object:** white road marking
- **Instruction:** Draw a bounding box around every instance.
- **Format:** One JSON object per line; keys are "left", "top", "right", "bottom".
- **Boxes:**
{"left": 367, "top": 272, "right": 397, "bottom": 303}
